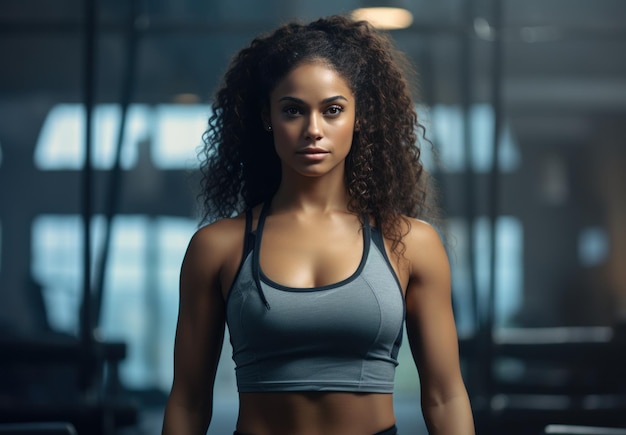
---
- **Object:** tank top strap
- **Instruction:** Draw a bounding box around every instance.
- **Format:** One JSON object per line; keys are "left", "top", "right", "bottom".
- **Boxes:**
{"left": 369, "top": 221, "right": 386, "bottom": 254}
{"left": 368, "top": 221, "right": 404, "bottom": 297}
{"left": 361, "top": 215, "right": 373, "bottom": 256}
{"left": 251, "top": 201, "right": 272, "bottom": 310}
{"left": 241, "top": 208, "right": 254, "bottom": 258}
{"left": 255, "top": 200, "right": 272, "bottom": 232}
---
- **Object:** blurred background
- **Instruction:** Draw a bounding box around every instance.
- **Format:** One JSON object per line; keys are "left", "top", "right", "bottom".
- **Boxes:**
{"left": 1, "top": 0, "right": 625, "bottom": 434}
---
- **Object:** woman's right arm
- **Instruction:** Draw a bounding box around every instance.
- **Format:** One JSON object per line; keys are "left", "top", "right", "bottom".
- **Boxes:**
{"left": 161, "top": 225, "right": 228, "bottom": 435}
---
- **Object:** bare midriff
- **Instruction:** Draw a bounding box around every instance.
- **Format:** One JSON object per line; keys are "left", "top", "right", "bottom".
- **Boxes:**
{"left": 236, "top": 391, "right": 396, "bottom": 435}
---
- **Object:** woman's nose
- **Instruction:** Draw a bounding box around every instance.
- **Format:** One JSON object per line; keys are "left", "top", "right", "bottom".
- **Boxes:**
{"left": 305, "top": 113, "right": 323, "bottom": 140}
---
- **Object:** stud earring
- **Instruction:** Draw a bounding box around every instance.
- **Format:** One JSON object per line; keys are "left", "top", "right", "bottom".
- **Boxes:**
{"left": 267, "top": 125, "right": 272, "bottom": 132}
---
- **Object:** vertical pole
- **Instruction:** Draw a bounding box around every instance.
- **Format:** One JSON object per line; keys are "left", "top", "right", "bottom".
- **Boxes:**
{"left": 485, "top": 0, "right": 504, "bottom": 408}
{"left": 460, "top": 0, "right": 480, "bottom": 396}
{"left": 93, "top": 0, "right": 140, "bottom": 328}
{"left": 80, "top": 0, "right": 97, "bottom": 395}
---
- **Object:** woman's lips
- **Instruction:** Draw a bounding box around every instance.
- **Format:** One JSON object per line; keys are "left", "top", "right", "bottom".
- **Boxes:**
{"left": 297, "top": 147, "right": 329, "bottom": 161}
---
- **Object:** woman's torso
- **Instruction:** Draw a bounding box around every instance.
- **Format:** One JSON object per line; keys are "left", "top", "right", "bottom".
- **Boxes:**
{"left": 216, "top": 205, "right": 410, "bottom": 435}
{"left": 236, "top": 392, "right": 395, "bottom": 435}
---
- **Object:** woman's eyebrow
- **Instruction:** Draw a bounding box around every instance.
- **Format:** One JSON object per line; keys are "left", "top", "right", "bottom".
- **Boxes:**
{"left": 278, "top": 95, "right": 349, "bottom": 104}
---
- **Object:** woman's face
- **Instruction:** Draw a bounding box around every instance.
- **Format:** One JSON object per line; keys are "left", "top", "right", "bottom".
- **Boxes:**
{"left": 266, "top": 62, "right": 356, "bottom": 179}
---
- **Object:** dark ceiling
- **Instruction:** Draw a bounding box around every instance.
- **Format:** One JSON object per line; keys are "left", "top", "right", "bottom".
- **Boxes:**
{"left": 1, "top": 0, "right": 626, "bottom": 144}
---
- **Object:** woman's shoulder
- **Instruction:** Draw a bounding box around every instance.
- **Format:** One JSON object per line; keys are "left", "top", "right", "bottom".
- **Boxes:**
{"left": 192, "top": 203, "right": 266, "bottom": 247}
{"left": 378, "top": 216, "right": 444, "bottom": 258}
{"left": 401, "top": 216, "right": 443, "bottom": 246}
{"left": 379, "top": 216, "right": 448, "bottom": 289}
{"left": 187, "top": 214, "right": 248, "bottom": 260}
{"left": 400, "top": 216, "right": 448, "bottom": 271}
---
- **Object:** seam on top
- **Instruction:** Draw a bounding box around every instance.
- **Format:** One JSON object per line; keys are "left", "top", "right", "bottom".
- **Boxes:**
{"left": 224, "top": 209, "right": 254, "bottom": 306}
{"left": 370, "top": 227, "right": 404, "bottom": 295}
{"left": 235, "top": 283, "right": 261, "bottom": 387}
{"left": 359, "top": 272, "right": 385, "bottom": 385}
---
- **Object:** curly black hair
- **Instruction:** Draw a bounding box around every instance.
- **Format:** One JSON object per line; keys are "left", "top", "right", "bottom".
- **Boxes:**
{"left": 200, "top": 14, "right": 437, "bottom": 254}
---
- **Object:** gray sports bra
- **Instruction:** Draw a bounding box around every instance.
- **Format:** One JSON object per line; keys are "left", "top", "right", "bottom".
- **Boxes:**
{"left": 225, "top": 202, "right": 405, "bottom": 393}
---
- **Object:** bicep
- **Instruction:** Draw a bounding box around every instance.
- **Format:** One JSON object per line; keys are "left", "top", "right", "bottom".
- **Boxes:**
{"left": 170, "top": 230, "right": 227, "bottom": 409}
{"left": 404, "top": 223, "right": 465, "bottom": 405}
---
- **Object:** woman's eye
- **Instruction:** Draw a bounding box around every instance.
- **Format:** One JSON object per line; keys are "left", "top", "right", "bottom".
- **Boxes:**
{"left": 283, "top": 107, "right": 301, "bottom": 116}
{"left": 325, "top": 106, "right": 343, "bottom": 116}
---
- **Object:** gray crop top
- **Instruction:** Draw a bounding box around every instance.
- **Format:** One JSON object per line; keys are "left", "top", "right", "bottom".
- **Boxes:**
{"left": 225, "top": 202, "right": 406, "bottom": 393}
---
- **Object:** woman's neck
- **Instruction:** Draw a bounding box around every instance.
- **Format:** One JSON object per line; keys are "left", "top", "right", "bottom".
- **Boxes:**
{"left": 271, "top": 177, "right": 351, "bottom": 215}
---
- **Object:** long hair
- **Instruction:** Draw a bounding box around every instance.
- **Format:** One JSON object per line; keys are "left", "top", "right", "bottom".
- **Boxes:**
{"left": 200, "top": 15, "right": 437, "bottom": 254}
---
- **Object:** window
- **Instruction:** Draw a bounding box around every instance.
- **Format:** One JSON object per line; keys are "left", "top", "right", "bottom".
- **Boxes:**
{"left": 29, "top": 102, "right": 524, "bottom": 392}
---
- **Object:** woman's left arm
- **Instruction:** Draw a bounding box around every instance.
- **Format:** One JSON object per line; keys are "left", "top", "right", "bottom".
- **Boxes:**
{"left": 403, "top": 220, "right": 475, "bottom": 434}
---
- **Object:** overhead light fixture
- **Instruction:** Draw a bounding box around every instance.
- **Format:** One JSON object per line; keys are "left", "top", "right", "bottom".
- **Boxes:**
{"left": 172, "top": 93, "right": 201, "bottom": 105}
{"left": 351, "top": 1, "right": 413, "bottom": 30}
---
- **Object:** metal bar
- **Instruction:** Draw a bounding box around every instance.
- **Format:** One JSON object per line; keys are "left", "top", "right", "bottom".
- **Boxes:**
{"left": 79, "top": 0, "right": 97, "bottom": 395}
{"left": 460, "top": 0, "right": 481, "bottom": 397}
{"left": 484, "top": 0, "right": 504, "bottom": 402}
{"left": 92, "top": 0, "right": 140, "bottom": 329}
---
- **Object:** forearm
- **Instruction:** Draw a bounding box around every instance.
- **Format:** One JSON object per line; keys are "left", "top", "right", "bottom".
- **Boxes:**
{"left": 421, "top": 393, "right": 475, "bottom": 435}
{"left": 162, "top": 395, "right": 212, "bottom": 435}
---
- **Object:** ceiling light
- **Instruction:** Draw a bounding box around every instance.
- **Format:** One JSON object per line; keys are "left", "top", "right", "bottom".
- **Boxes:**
{"left": 351, "top": 3, "right": 413, "bottom": 30}
{"left": 172, "top": 93, "right": 201, "bottom": 105}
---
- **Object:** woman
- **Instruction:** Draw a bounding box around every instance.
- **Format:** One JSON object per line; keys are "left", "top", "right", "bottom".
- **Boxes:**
{"left": 162, "top": 15, "right": 474, "bottom": 435}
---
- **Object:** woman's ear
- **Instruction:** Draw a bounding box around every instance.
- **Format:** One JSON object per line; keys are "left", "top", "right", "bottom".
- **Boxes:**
{"left": 354, "top": 118, "right": 360, "bottom": 132}
{"left": 261, "top": 108, "right": 272, "bottom": 132}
